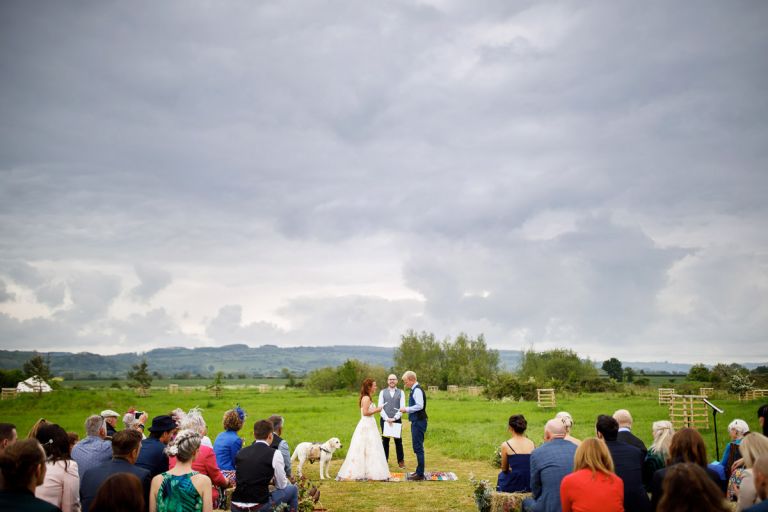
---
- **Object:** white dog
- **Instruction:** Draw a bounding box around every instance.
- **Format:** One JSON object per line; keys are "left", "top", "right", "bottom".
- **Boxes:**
{"left": 291, "top": 437, "right": 343, "bottom": 480}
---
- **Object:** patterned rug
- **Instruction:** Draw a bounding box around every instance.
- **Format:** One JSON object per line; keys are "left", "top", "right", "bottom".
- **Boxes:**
{"left": 389, "top": 471, "right": 458, "bottom": 481}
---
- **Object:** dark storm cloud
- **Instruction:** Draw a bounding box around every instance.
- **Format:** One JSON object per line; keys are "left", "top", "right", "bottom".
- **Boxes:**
{"left": 0, "top": 1, "right": 766, "bottom": 361}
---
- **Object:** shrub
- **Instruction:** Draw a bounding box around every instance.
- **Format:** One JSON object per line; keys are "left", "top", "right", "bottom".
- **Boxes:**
{"left": 483, "top": 373, "right": 537, "bottom": 401}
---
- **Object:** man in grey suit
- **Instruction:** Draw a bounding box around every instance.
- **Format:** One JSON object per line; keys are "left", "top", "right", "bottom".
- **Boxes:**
{"left": 522, "top": 419, "right": 577, "bottom": 512}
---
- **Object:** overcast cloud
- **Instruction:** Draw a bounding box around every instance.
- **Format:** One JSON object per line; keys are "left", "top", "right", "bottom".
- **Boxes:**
{"left": 1, "top": 1, "right": 767, "bottom": 363}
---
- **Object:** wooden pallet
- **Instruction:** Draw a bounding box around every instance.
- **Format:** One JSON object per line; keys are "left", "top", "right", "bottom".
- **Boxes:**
{"left": 168, "top": 384, "right": 179, "bottom": 394}
{"left": 467, "top": 386, "right": 481, "bottom": 396}
{"left": 447, "top": 385, "right": 459, "bottom": 394}
{"left": 699, "top": 387, "right": 714, "bottom": 397}
{"left": 658, "top": 388, "right": 675, "bottom": 405}
{"left": 537, "top": 388, "right": 556, "bottom": 408}
{"left": 427, "top": 386, "right": 439, "bottom": 393}
{"left": 1, "top": 388, "right": 17, "bottom": 400}
{"left": 669, "top": 394, "right": 709, "bottom": 430}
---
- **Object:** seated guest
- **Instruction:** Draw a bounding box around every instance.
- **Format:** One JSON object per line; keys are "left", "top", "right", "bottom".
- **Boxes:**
{"left": 522, "top": 419, "right": 577, "bottom": 512}
{"left": 614, "top": 409, "right": 648, "bottom": 458}
{"left": 556, "top": 412, "right": 581, "bottom": 446}
{"left": 182, "top": 408, "right": 213, "bottom": 449}
{"left": 656, "top": 462, "right": 730, "bottom": 512}
{"left": 135, "top": 415, "right": 177, "bottom": 478}
{"left": 171, "top": 409, "right": 230, "bottom": 507}
{"left": 123, "top": 409, "right": 148, "bottom": 439}
{"left": 214, "top": 408, "right": 245, "bottom": 482}
{"left": 27, "top": 419, "right": 50, "bottom": 440}
{"left": 759, "top": 405, "right": 768, "bottom": 437}
{"left": 712, "top": 419, "right": 750, "bottom": 482}
{"left": 643, "top": 421, "right": 674, "bottom": 490}
{"left": 34, "top": 424, "right": 80, "bottom": 512}
{"left": 71, "top": 416, "right": 111, "bottom": 481}
{"left": 80, "top": 430, "right": 150, "bottom": 512}
{"left": 596, "top": 414, "right": 650, "bottom": 512}
{"left": 651, "top": 427, "right": 724, "bottom": 510}
{"left": 89, "top": 473, "right": 144, "bottom": 512}
{"left": 560, "top": 437, "right": 624, "bottom": 512}
{"left": 497, "top": 414, "right": 535, "bottom": 493}
{"left": 736, "top": 433, "right": 768, "bottom": 511}
{"left": 268, "top": 415, "right": 293, "bottom": 479}
{"left": 231, "top": 420, "right": 298, "bottom": 512}
{"left": 0, "top": 438, "right": 61, "bottom": 511}
{"left": 149, "top": 430, "right": 212, "bottom": 512}
{"left": 66, "top": 433, "right": 79, "bottom": 453}
{"left": 100, "top": 411, "right": 119, "bottom": 439}
{"left": 745, "top": 454, "right": 768, "bottom": 512}
{"left": 0, "top": 423, "right": 18, "bottom": 454}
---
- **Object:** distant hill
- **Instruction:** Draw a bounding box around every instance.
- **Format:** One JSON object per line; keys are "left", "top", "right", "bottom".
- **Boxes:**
{"left": 0, "top": 345, "right": 523, "bottom": 379}
{"left": 0, "top": 346, "right": 762, "bottom": 379}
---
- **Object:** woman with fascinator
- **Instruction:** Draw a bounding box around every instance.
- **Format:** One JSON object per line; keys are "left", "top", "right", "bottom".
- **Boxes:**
{"left": 213, "top": 406, "right": 246, "bottom": 484}
{"left": 150, "top": 429, "right": 212, "bottom": 512}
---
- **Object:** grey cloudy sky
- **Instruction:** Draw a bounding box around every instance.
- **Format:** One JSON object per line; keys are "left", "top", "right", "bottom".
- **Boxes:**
{"left": 1, "top": 1, "right": 767, "bottom": 364}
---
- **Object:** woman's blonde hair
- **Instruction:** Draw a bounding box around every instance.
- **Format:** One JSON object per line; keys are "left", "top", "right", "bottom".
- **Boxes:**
{"left": 741, "top": 432, "right": 768, "bottom": 468}
{"left": 556, "top": 411, "right": 574, "bottom": 432}
{"left": 650, "top": 420, "right": 674, "bottom": 456}
{"left": 573, "top": 438, "right": 614, "bottom": 474}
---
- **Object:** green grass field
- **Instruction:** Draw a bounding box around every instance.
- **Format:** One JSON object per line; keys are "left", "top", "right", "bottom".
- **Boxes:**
{"left": 58, "top": 378, "right": 294, "bottom": 389}
{"left": 1, "top": 388, "right": 762, "bottom": 511}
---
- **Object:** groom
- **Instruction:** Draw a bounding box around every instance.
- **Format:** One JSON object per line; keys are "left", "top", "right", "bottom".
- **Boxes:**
{"left": 399, "top": 370, "right": 427, "bottom": 481}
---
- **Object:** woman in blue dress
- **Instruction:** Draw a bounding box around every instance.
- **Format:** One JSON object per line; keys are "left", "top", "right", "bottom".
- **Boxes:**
{"left": 497, "top": 414, "right": 535, "bottom": 492}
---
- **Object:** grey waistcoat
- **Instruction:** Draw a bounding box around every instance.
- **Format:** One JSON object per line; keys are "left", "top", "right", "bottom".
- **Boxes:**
{"left": 381, "top": 388, "right": 402, "bottom": 420}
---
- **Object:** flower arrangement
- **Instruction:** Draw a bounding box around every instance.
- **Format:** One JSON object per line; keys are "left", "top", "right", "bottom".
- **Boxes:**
{"left": 491, "top": 446, "right": 502, "bottom": 468}
{"left": 470, "top": 473, "right": 492, "bottom": 512}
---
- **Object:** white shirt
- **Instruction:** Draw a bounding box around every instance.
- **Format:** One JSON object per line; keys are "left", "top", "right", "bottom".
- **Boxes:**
{"left": 378, "top": 387, "right": 406, "bottom": 421}
{"left": 405, "top": 382, "right": 424, "bottom": 413}
{"left": 231, "top": 439, "right": 288, "bottom": 509}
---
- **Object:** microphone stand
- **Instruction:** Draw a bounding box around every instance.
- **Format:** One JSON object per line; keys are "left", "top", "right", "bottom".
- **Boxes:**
{"left": 703, "top": 398, "right": 724, "bottom": 460}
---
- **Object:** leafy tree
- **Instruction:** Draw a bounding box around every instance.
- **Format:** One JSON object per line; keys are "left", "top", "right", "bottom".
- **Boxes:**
{"left": 393, "top": 330, "right": 500, "bottom": 388}
{"left": 23, "top": 353, "right": 52, "bottom": 382}
{"left": 305, "top": 360, "right": 388, "bottom": 392}
{"left": 518, "top": 349, "right": 598, "bottom": 387}
{"left": 127, "top": 359, "right": 153, "bottom": 389}
{"left": 729, "top": 372, "right": 755, "bottom": 396}
{"left": 624, "top": 367, "right": 635, "bottom": 383}
{"left": 207, "top": 371, "right": 224, "bottom": 397}
{"left": 393, "top": 330, "right": 445, "bottom": 387}
{"left": 601, "top": 358, "right": 623, "bottom": 381}
{"left": 0, "top": 369, "right": 24, "bottom": 388}
{"left": 687, "top": 363, "right": 711, "bottom": 382}
{"left": 711, "top": 363, "right": 748, "bottom": 386}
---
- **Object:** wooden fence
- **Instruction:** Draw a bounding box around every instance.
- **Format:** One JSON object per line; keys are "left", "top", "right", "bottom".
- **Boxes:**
{"left": 1, "top": 388, "right": 17, "bottom": 400}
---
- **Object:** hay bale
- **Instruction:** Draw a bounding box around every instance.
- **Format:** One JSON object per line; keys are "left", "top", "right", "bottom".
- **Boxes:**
{"left": 490, "top": 491, "right": 531, "bottom": 512}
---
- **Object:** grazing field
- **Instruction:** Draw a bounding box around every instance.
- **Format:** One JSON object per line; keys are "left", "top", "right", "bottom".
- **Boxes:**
{"left": 58, "top": 377, "right": 295, "bottom": 389}
{"left": 0, "top": 387, "right": 761, "bottom": 511}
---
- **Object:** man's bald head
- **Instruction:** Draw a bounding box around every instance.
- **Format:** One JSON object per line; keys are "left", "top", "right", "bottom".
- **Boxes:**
{"left": 545, "top": 419, "right": 567, "bottom": 440}
{"left": 613, "top": 409, "right": 633, "bottom": 428}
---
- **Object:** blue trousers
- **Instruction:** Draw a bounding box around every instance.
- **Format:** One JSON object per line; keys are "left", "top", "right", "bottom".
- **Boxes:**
{"left": 411, "top": 419, "right": 427, "bottom": 476}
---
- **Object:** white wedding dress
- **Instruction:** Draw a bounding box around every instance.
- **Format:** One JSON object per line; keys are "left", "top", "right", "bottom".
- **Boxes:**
{"left": 336, "top": 402, "right": 391, "bottom": 481}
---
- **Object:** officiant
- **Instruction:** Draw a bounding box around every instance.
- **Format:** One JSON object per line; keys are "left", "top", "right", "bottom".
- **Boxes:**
{"left": 379, "top": 373, "right": 406, "bottom": 469}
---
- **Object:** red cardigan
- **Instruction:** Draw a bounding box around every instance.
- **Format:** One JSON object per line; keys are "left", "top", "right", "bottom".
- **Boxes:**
{"left": 560, "top": 468, "right": 624, "bottom": 512}
{"left": 170, "top": 444, "right": 229, "bottom": 502}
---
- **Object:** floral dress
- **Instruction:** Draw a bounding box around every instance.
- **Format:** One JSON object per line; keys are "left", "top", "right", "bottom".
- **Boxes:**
{"left": 156, "top": 471, "right": 202, "bottom": 512}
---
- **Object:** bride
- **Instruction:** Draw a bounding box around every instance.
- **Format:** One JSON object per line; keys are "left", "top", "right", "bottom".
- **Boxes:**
{"left": 336, "top": 378, "right": 391, "bottom": 481}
